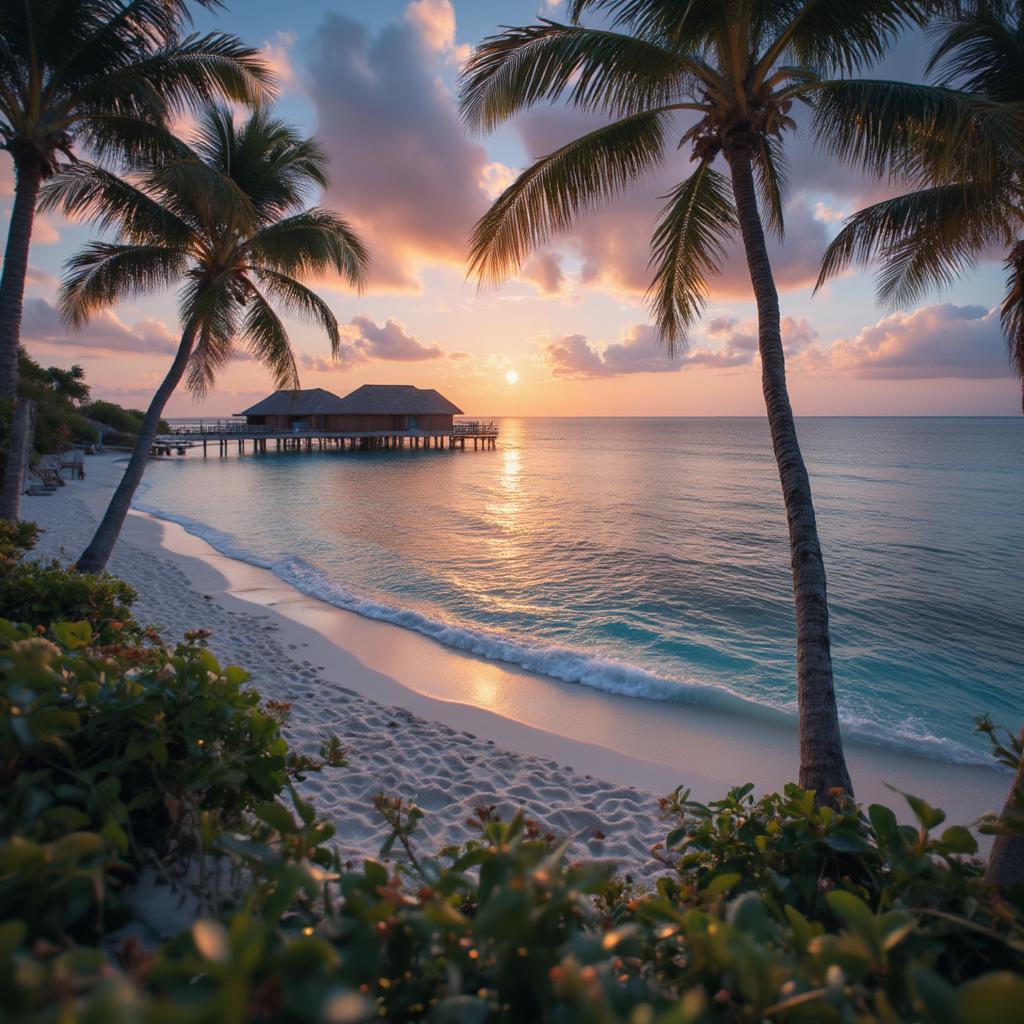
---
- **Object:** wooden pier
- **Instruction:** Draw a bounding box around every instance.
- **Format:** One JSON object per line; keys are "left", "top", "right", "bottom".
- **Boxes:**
{"left": 153, "top": 420, "right": 499, "bottom": 458}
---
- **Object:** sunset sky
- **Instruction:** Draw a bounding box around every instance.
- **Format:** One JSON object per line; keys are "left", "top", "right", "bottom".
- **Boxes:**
{"left": 6, "top": 0, "right": 1019, "bottom": 417}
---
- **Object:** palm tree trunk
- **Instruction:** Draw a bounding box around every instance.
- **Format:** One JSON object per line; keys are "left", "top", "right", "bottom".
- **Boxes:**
{"left": 0, "top": 155, "right": 42, "bottom": 399}
{"left": 0, "top": 156, "right": 44, "bottom": 522}
{"left": 76, "top": 326, "right": 196, "bottom": 574}
{"left": 0, "top": 397, "right": 35, "bottom": 520}
{"left": 986, "top": 725, "right": 1024, "bottom": 890}
{"left": 726, "top": 142, "right": 853, "bottom": 801}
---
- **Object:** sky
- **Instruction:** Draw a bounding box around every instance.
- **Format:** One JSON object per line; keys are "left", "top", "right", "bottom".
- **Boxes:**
{"left": 6, "top": 0, "right": 1020, "bottom": 416}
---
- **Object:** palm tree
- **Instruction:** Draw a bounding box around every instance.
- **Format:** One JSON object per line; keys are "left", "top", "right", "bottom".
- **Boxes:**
{"left": 42, "top": 106, "right": 369, "bottom": 573}
{"left": 814, "top": 0, "right": 1024, "bottom": 406}
{"left": 814, "top": 0, "right": 1024, "bottom": 885}
{"left": 0, "top": 0, "right": 273, "bottom": 519}
{"left": 460, "top": 0, "right": 940, "bottom": 799}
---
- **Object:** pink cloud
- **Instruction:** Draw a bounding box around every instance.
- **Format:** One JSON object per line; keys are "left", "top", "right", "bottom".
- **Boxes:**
{"left": 797, "top": 303, "right": 1011, "bottom": 380}
{"left": 545, "top": 316, "right": 818, "bottom": 379}
{"left": 301, "top": 315, "right": 443, "bottom": 371}
{"left": 21, "top": 297, "right": 179, "bottom": 355}
{"left": 303, "top": 5, "right": 490, "bottom": 290}
{"left": 522, "top": 252, "right": 566, "bottom": 295}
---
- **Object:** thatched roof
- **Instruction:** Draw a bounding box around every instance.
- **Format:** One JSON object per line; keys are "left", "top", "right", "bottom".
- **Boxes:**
{"left": 238, "top": 385, "right": 463, "bottom": 418}
{"left": 237, "top": 388, "right": 348, "bottom": 417}
{"left": 334, "top": 385, "right": 463, "bottom": 416}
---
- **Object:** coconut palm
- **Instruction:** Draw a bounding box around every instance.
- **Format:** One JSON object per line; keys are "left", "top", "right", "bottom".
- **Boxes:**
{"left": 814, "top": 0, "right": 1024, "bottom": 407}
{"left": 460, "top": 0, "right": 942, "bottom": 798}
{"left": 0, "top": 0, "right": 273, "bottom": 519}
{"left": 814, "top": 0, "right": 1024, "bottom": 886}
{"left": 42, "top": 106, "right": 369, "bottom": 573}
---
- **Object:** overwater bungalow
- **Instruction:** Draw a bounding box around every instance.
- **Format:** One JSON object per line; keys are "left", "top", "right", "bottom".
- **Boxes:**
{"left": 238, "top": 384, "right": 463, "bottom": 433}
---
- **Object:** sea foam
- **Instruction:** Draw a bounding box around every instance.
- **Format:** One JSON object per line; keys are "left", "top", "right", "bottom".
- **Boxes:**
{"left": 135, "top": 499, "right": 993, "bottom": 770}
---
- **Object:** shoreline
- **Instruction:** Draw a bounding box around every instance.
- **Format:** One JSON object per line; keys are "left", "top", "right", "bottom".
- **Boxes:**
{"left": 23, "top": 453, "right": 1009, "bottom": 865}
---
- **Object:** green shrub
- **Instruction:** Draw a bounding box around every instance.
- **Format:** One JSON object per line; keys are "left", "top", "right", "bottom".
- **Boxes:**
{"left": 0, "top": 520, "right": 39, "bottom": 565}
{"left": 0, "top": 619, "right": 344, "bottom": 945}
{"left": 3, "top": 779, "right": 1023, "bottom": 1023}
{"left": 0, "top": 558, "right": 140, "bottom": 644}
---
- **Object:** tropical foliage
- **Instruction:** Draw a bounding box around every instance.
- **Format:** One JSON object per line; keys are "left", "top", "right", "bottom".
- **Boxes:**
{"left": 40, "top": 105, "right": 370, "bottom": 572}
{"left": 0, "top": 0, "right": 275, "bottom": 525}
{"left": 0, "top": 352, "right": 166, "bottom": 484}
{"left": 0, "top": 0, "right": 273, "bottom": 391}
{"left": 815, "top": 0, "right": 1024, "bottom": 407}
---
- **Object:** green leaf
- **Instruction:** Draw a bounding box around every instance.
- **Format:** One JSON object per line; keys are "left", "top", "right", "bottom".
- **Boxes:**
{"left": 887, "top": 785, "right": 946, "bottom": 832}
{"left": 956, "top": 972, "right": 1024, "bottom": 1023}
{"left": 225, "top": 664, "right": 249, "bottom": 686}
{"left": 825, "top": 828, "right": 870, "bottom": 853}
{"left": 826, "top": 891, "right": 877, "bottom": 940}
{"left": 254, "top": 802, "right": 297, "bottom": 834}
{"left": 868, "top": 803, "right": 899, "bottom": 838}
{"left": 51, "top": 620, "right": 93, "bottom": 650}
{"left": 703, "top": 873, "right": 741, "bottom": 898}
{"left": 939, "top": 825, "right": 978, "bottom": 855}
{"left": 910, "top": 964, "right": 959, "bottom": 1024}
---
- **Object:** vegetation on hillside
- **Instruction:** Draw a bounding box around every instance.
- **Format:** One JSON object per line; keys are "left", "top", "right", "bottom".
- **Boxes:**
{"left": 0, "top": 351, "right": 169, "bottom": 481}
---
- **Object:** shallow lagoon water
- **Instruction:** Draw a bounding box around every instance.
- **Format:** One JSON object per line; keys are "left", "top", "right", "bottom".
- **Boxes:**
{"left": 138, "top": 417, "right": 1023, "bottom": 764}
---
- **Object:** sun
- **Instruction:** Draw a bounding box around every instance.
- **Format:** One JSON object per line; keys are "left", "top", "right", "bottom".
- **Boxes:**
{"left": 505, "top": 369, "right": 519, "bottom": 385}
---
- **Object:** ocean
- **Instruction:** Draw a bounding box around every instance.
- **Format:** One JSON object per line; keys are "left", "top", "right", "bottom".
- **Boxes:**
{"left": 138, "top": 417, "right": 1023, "bottom": 766}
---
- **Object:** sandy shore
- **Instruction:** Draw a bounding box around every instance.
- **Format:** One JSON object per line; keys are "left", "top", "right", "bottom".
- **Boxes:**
{"left": 21, "top": 453, "right": 1008, "bottom": 874}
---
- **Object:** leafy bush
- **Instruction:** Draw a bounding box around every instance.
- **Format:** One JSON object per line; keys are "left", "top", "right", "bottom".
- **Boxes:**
{"left": 0, "top": 557, "right": 140, "bottom": 644}
{"left": 81, "top": 400, "right": 170, "bottom": 442}
{"left": 0, "top": 519, "right": 39, "bottom": 565}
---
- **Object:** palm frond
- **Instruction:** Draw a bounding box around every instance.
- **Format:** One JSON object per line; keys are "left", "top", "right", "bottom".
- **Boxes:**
{"left": 568, "top": 1, "right": 723, "bottom": 50}
{"left": 73, "top": 112, "right": 192, "bottom": 165}
{"left": 240, "top": 284, "right": 300, "bottom": 392}
{"left": 253, "top": 269, "right": 340, "bottom": 356}
{"left": 646, "top": 159, "right": 737, "bottom": 350}
{"left": 811, "top": 78, "right": 1016, "bottom": 183}
{"left": 460, "top": 20, "right": 707, "bottom": 132}
{"left": 211, "top": 106, "right": 331, "bottom": 219}
{"left": 147, "top": 156, "right": 258, "bottom": 235}
{"left": 752, "top": 134, "right": 788, "bottom": 239}
{"left": 757, "top": 0, "right": 933, "bottom": 80}
{"left": 245, "top": 209, "right": 369, "bottom": 287}
{"left": 59, "top": 242, "right": 187, "bottom": 327}
{"left": 1002, "top": 240, "right": 1024, "bottom": 404}
{"left": 927, "top": 8, "right": 1024, "bottom": 100}
{"left": 40, "top": 162, "right": 193, "bottom": 248}
{"left": 816, "top": 182, "right": 1014, "bottom": 306}
{"left": 468, "top": 108, "right": 673, "bottom": 286}
{"left": 75, "top": 32, "right": 276, "bottom": 114}
{"left": 179, "top": 274, "right": 239, "bottom": 397}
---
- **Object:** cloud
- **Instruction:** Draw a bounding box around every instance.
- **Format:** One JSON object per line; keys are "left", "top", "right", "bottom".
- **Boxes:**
{"left": 521, "top": 252, "right": 566, "bottom": 294}
{"left": 797, "top": 303, "right": 1011, "bottom": 380}
{"left": 261, "top": 31, "right": 297, "bottom": 88}
{"left": 545, "top": 325, "right": 683, "bottom": 378}
{"left": 545, "top": 317, "right": 818, "bottom": 379}
{"left": 404, "top": 0, "right": 469, "bottom": 62}
{"left": 20, "top": 297, "right": 179, "bottom": 355}
{"left": 25, "top": 266, "right": 57, "bottom": 287}
{"left": 301, "top": 315, "right": 443, "bottom": 371}
{"left": 304, "top": 2, "right": 488, "bottom": 290}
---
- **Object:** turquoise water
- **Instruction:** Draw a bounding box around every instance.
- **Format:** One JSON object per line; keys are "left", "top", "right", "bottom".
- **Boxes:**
{"left": 139, "top": 417, "right": 1023, "bottom": 764}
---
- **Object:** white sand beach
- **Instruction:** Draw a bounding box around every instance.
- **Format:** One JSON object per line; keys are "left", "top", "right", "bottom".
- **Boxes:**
{"left": 21, "top": 453, "right": 1009, "bottom": 875}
